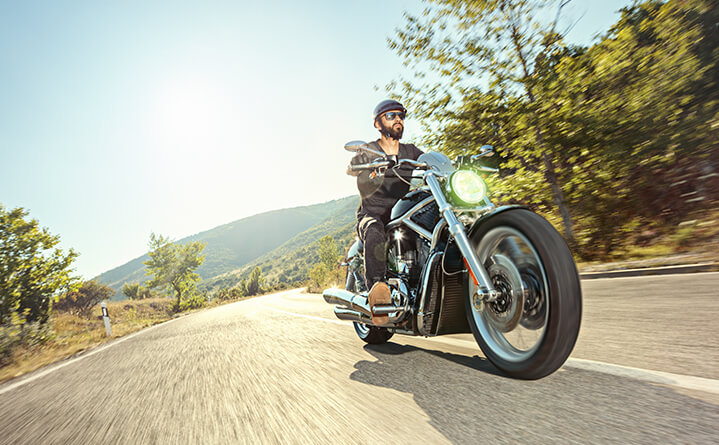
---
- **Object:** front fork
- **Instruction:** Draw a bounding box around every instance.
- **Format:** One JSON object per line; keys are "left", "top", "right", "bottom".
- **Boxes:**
{"left": 425, "top": 172, "right": 500, "bottom": 303}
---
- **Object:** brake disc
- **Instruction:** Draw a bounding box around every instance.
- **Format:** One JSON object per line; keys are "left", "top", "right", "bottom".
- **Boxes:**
{"left": 484, "top": 254, "right": 525, "bottom": 333}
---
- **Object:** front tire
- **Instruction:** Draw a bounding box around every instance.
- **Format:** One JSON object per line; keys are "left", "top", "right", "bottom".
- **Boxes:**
{"left": 466, "top": 209, "right": 582, "bottom": 379}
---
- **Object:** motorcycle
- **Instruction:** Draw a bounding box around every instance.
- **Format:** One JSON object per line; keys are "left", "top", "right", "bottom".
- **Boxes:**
{"left": 323, "top": 141, "right": 582, "bottom": 379}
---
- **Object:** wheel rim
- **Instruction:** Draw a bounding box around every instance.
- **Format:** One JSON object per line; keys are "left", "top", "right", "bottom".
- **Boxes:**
{"left": 470, "top": 226, "right": 549, "bottom": 363}
{"left": 354, "top": 322, "right": 370, "bottom": 338}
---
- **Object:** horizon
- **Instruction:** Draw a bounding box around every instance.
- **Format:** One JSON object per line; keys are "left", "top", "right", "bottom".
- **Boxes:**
{"left": 0, "top": 1, "right": 631, "bottom": 279}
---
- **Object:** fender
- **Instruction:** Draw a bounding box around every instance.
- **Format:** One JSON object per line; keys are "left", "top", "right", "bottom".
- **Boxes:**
{"left": 467, "top": 205, "right": 529, "bottom": 239}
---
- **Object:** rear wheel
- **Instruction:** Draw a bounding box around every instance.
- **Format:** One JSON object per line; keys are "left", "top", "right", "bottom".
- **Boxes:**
{"left": 466, "top": 209, "right": 582, "bottom": 379}
{"left": 346, "top": 258, "right": 393, "bottom": 345}
{"left": 353, "top": 321, "right": 393, "bottom": 344}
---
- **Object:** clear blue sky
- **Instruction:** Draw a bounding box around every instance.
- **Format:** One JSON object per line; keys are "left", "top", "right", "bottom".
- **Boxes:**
{"left": 0, "top": 0, "right": 631, "bottom": 279}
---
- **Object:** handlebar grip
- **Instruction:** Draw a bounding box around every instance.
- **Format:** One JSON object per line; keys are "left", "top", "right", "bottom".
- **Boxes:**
{"left": 348, "top": 161, "right": 390, "bottom": 171}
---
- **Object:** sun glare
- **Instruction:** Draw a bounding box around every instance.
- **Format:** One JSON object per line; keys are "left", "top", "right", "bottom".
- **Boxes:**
{"left": 149, "top": 77, "right": 233, "bottom": 154}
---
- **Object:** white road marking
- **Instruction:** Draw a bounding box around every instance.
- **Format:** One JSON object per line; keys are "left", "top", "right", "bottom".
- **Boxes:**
{"left": 264, "top": 302, "right": 719, "bottom": 396}
{"left": 582, "top": 271, "right": 719, "bottom": 282}
{"left": 565, "top": 358, "right": 719, "bottom": 395}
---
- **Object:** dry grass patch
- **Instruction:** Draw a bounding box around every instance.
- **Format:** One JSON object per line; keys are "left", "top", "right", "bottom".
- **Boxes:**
{"left": 0, "top": 298, "right": 174, "bottom": 383}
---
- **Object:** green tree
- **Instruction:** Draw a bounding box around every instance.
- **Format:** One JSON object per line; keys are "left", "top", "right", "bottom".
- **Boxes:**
{"left": 121, "top": 282, "right": 141, "bottom": 300}
{"left": 216, "top": 286, "right": 244, "bottom": 301}
{"left": 144, "top": 233, "right": 206, "bottom": 311}
{"left": 121, "top": 282, "right": 156, "bottom": 300}
{"left": 317, "top": 235, "right": 340, "bottom": 269}
{"left": 390, "top": 0, "right": 580, "bottom": 244}
{"left": 244, "top": 266, "right": 264, "bottom": 296}
{"left": 0, "top": 204, "right": 78, "bottom": 323}
{"left": 389, "top": 0, "right": 719, "bottom": 257}
{"left": 55, "top": 280, "right": 115, "bottom": 317}
{"left": 308, "top": 263, "right": 329, "bottom": 293}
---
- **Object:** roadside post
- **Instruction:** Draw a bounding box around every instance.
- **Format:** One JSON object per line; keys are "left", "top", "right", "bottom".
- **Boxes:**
{"left": 101, "top": 302, "right": 112, "bottom": 337}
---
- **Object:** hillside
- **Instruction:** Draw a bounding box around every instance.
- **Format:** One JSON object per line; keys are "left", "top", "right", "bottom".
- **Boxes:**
{"left": 97, "top": 196, "right": 358, "bottom": 295}
{"left": 203, "top": 201, "right": 359, "bottom": 291}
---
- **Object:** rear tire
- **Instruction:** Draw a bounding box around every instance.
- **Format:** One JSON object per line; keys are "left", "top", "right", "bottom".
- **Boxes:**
{"left": 353, "top": 321, "right": 394, "bottom": 345}
{"left": 345, "top": 260, "right": 393, "bottom": 345}
{"left": 466, "top": 209, "right": 582, "bottom": 379}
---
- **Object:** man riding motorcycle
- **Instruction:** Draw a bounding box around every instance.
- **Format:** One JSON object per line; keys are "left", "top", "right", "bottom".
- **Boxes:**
{"left": 347, "top": 99, "right": 423, "bottom": 325}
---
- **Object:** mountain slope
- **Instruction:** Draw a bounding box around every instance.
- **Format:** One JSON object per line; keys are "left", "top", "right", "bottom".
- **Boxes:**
{"left": 203, "top": 198, "right": 359, "bottom": 290}
{"left": 97, "top": 196, "right": 358, "bottom": 292}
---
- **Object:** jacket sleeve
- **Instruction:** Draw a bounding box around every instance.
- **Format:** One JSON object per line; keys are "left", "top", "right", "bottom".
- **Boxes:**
{"left": 350, "top": 152, "right": 383, "bottom": 197}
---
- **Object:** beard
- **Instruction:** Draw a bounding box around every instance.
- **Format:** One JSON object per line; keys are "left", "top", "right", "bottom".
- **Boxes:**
{"left": 379, "top": 120, "right": 404, "bottom": 140}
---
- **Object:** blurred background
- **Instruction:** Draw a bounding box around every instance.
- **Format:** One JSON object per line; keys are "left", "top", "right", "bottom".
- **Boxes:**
{"left": 387, "top": 0, "right": 718, "bottom": 262}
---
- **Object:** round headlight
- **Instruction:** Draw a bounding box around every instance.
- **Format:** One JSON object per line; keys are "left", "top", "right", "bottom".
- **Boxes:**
{"left": 450, "top": 170, "right": 487, "bottom": 205}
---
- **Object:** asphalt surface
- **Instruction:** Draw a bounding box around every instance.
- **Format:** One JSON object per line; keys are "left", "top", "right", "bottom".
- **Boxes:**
{"left": 1, "top": 273, "right": 718, "bottom": 444}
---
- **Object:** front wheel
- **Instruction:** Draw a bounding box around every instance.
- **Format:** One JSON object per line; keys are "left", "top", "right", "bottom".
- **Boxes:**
{"left": 466, "top": 209, "right": 582, "bottom": 379}
{"left": 345, "top": 261, "right": 392, "bottom": 345}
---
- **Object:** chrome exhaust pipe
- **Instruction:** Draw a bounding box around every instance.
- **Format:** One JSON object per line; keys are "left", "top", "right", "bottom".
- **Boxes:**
{"left": 334, "top": 307, "right": 373, "bottom": 324}
{"left": 323, "top": 288, "right": 371, "bottom": 317}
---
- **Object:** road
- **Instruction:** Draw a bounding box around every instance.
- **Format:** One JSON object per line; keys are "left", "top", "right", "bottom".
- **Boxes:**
{"left": 1, "top": 273, "right": 718, "bottom": 444}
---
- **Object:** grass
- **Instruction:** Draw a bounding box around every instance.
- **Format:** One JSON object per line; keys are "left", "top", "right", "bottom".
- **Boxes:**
{"left": 0, "top": 298, "right": 176, "bottom": 383}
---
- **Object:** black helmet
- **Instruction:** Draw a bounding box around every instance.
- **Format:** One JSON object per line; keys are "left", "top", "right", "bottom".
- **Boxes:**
{"left": 373, "top": 99, "right": 407, "bottom": 121}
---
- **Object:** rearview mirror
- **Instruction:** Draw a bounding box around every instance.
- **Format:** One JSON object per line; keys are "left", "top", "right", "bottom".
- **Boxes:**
{"left": 344, "top": 140, "right": 368, "bottom": 152}
{"left": 471, "top": 145, "right": 494, "bottom": 160}
{"left": 344, "top": 140, "right": 386, "bottom": 158}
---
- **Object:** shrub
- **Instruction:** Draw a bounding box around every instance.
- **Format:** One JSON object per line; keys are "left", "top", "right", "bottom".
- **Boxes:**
{"left": 55, "top": 281, "right": 115, "bottom": 317}
{"left": 0, "top": 310, "right": 53, "bottom": 366}
{"left": 215, "top": 287, "right": 245, "bottom": 301}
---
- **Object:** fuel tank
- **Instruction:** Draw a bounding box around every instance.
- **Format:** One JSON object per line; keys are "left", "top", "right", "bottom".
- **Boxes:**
{"left": 390, "top": 189, "right": 439, "bottom": 231}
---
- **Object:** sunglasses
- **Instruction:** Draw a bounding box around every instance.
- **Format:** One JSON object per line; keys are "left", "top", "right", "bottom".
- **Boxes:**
{"left": 383, "top": 111, "right": 406, "bottom": 121}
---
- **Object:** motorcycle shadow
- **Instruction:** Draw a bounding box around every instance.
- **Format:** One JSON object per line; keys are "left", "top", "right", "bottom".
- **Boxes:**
{"left": 349, "top": 341, "right": 719, "bottom": 444}
{"left": 359, "top": 342, "right": 504, "bottom": 377}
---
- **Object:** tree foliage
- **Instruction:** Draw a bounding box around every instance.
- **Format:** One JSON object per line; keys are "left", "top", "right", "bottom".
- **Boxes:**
{"left": 243, "top": 266, "right": 264, "bottom": 296}
{"left": 317, "top": 235, "right": 341, "bottom": 269}
{"left": 390, "top": 0, "right": 580, "bottom": 243}
{"left": 215, "top": 286, "right": 245, "bottom": 301}
{"left": 121, "top": 282, "right": 157, "bottom": 300}
{"left": 307, "top": 235, "right": 344, "bottom": 293}
{"left": 389, "top": 0, "right": 718, "bottom": 258}
{"left": 144, "top": 233, "right": 206, "bottom": 311}
{"left": 55, "top": 280, "right": 115, "bottom": 317}
{"left": 0, "top": 204, "right": 78, "bottom": 324}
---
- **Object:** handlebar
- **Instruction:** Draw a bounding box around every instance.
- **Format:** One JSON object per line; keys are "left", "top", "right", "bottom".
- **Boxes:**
{"left": 347, "top": 158, "right": 429, "bottom": 173}
{"left": 348, "top": 159, "right": 391, "bottom": 172}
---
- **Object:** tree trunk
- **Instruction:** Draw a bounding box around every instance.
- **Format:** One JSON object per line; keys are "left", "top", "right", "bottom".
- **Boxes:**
{"left": 508, "top": 22, "right": 576, "bottom": 247}
{"left": 173, "top": 284, "right": 182, "bottom": 311}
{"left": 541, "top": 152, "right": 576, "bottom": 244}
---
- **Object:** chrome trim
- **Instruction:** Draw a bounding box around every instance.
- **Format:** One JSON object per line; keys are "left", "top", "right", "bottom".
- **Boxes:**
{"left": 430, "top": 219, "right": 447, "bottom": 252}
{"left": 373, "top": 304, "right": 403, "bottom": 315}
{"left": 425, "top": 172, "right": 499, "bottom": 302}
{"left": 334, "top": 307, "right": 372, "bottom": 324}
{"left": 416, "top": 251, "right": 442, "bottom": 336}
{"left": 389, "top": 329, "right": 415, "bottom": 336}
{"left": 324, "top": 287, "right": 409, "bottom": 325}
{"left": 323, "top": 288, "right": 371, "bottom": 317}
{"left": 403, "top": 219, "right": 432, "bottom": 241}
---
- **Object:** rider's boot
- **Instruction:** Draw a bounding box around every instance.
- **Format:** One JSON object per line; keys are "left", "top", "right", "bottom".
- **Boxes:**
{"left": 368, "top": 281, "right": 391, "bottom": 325}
